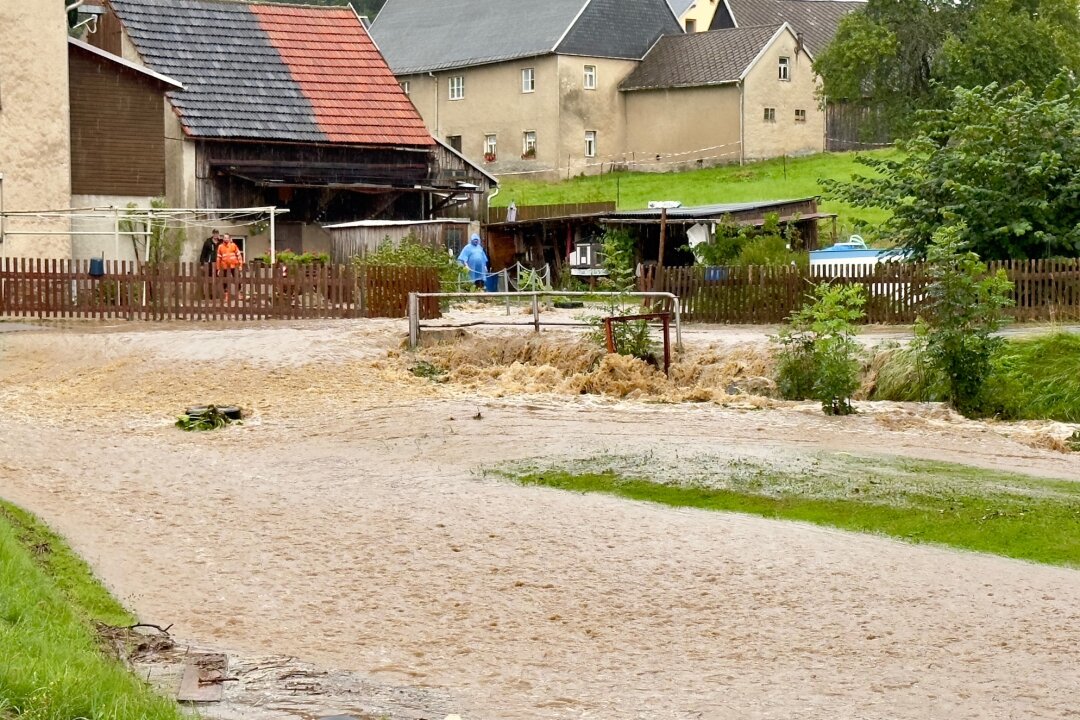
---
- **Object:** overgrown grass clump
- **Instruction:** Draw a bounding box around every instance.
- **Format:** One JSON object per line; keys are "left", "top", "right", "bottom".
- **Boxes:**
{"left": 0, "top": 501, "right": 185, "bottom": 720}
{"left": 871, "top": 332, "right": 1080, "bottom": 421}
{"left": 504, "top": 454, "right": 1080, "bottom": 567}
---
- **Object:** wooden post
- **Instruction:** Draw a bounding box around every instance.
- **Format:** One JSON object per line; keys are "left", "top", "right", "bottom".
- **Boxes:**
{"left": 656, "top": 207, "right": 667, "bottom": 290}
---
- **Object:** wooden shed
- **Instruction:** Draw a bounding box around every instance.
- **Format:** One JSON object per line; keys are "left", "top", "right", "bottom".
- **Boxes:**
{"left": 323, "top": 219, "right": 476, "bottom": 264}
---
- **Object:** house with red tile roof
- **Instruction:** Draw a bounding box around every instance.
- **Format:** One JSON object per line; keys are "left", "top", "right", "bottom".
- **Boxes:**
{"left": 84, "top": 0, "right": 493, "bottom": 258}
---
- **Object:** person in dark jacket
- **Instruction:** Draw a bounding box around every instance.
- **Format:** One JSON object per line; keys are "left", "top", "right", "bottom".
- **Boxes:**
{"left": 199, "top": 230, "right": 222, "bottom": 275}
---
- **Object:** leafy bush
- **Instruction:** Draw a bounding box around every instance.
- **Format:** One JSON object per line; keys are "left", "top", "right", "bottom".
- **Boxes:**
{"left": 915, "top": 224, "right": 1014, "bottom": 416}
{"left": 256, "top": 250, "right": 329, "bottom": 267}
{"left": 357, "top": 234, "right": 466, "bottom": 292}
{"left": 774, "top": 282, "right": 866, "bottom": 415}
{"left": 692, "top": 213, "right": 806, "bottom": 268}
{"left": 586, "top": 299, "right": 656, "bottom": 363}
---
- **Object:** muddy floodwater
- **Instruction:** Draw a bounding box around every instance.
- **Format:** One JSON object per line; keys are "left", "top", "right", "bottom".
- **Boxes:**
{"left": 1, "top": 313, "right": 1079, "bottom": 719}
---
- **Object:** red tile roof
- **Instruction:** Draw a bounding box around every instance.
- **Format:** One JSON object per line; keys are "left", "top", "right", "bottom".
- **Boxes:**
{"left": 250, "top": 4, "right": 433, "bottom": 146}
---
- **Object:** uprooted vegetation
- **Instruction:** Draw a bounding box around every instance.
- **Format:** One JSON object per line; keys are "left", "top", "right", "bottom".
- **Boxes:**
{"left": 408, "top": 333, "right": 776, "bottom": 404}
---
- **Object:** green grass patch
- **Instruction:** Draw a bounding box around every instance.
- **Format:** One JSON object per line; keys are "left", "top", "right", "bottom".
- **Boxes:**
{"left": 0, "top": 500, "right": 185, "bottom": 720}
{"left": 493, "top": 150, "right": 900, "bottom": 234}
{"left": 871, "top": 332, "right": 1080, "bottom": 422}
{"left": 503, "top": 454, "right": 1080, "bottom": 567}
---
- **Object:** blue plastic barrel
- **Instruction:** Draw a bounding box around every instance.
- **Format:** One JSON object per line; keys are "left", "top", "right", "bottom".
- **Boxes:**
{"left": 484, "top": 273, "right": 500, "bottom": 292}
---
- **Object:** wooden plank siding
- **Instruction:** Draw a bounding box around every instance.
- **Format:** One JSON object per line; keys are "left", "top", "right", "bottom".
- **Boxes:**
{"left": 641, "top": 259, "right": 1080, "bottom": 324}
{"left": 0, "top": 259, "right": 440, "bottom": 320}
{"left": 68, "top": 44, "right": 167, "bottom": 197}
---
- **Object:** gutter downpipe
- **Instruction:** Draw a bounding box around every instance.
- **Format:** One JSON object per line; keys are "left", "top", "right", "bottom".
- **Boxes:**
{"left": 738, "top": 79, "right": 745, "bottom": 165}
{"left": 486, "top": 186, "right": 500, "bottom": 225}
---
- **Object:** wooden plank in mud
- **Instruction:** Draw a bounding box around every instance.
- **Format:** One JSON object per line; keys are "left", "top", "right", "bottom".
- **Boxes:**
{"left": 177, "top": 652, "right": 229, "bottom": 703}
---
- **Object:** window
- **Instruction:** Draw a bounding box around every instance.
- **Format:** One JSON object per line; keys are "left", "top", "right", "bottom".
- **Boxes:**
{"left": 522, "top": 131, "right": 537, "bottom": 158}
{"left": 400, "top": 80, "right": 410, "bottom": 95}
{"left": 763, "top": 107, "right": 776, "bottom": 122}
{"left": 584, "top": 130, "right": 597, "bottom": 158}
{"left": 795, "top": 108, "right": 807, "bottom": 123}
{"left": 521, "top": 67, "right": 535, "bottom": 93}
{"left": 685, "top": 19, "right": 696, "bottom": 32}
{"left": 778, "top": 56, "right": 790, "bottom": 81}
{"left": 583, "top": 65, "right": 597, "bottom": 90}
{"left": 484, "top": 134, "right": 497, "bottom": 162}
{"left": 447, "top": 135, "right": 462, "bottom": 152}
{"left": 449, "top": 75, "right": 464, "bottom": 100}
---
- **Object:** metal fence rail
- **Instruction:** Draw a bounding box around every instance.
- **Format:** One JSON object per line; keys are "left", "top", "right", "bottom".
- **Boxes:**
{"left": 407, "top": 290, "right": 682, "bottom": 350}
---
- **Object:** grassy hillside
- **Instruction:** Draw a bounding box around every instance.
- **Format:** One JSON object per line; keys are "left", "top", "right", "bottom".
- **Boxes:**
{"left": 493, "top": 150, "right": 899, "bottom": 235}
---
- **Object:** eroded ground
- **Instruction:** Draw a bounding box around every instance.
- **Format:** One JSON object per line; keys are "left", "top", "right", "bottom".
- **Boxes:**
{"left": 1, "top": 315, "right": 1079, "bottom": 719}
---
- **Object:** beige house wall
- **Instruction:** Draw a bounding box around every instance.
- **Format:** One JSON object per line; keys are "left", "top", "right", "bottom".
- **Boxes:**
{"left": 0, "top": 0, "right": 73, "bottom": 259}
{"left": 679, "top": 0, "right": 720, "bottom": 31}
{"left": 741, "top": 31, "right": 824, "bottom": 161}
{"left": 623, "top": 84, "right": 741, "bottom": 169}
{"left": 401, "top": 55, "right": 561, "bottom": 178}
{"left": 556, "top": 56, "right": 636, "bottom": 177}
{"left": 401, "top": 54, "right": 637, "bottom": 180}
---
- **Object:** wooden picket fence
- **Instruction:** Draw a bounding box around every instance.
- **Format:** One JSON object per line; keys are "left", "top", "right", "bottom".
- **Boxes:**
{"left": 642, "top": 258, "right": 1080, "bottom": 324}
{"left": 0, "top": 258, "right": 441, "bottom": 321}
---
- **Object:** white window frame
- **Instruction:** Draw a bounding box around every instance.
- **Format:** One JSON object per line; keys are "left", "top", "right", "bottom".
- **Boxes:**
{"left": 484, "top": 134, "right": 497, "bottom": 161}
{"left": 763, "top": 107, "right": 776, "bottom": 122}
{"left": 778, "top": 56, "right": 790, "bottom": 81}
{"left": 795, "top": 108, "right": 807, "bottom": 123}
{"left": 583, "top": 65, "right": 597, "bottom": 90}
{"left": 400, "top": 80, "right": 410, "bottom": 95}
{"left": 449, "top": 75, "right": 464, "bottom": 101}
{"left": 584, "top": 130, "right": 597, "bottom": 158}
{"left": 521, "top": 67, "right": 535, "bottom": 93}
{"left": 522, "top": 130, "right": 537, "bottom": 157}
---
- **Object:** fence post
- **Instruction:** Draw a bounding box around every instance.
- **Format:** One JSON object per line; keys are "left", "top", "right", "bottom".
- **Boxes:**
{"left": 408, "top": 292, "right": 419, "bottom": 349}
{"left": 532, "top": 292, "right": 540, "bottom": 333}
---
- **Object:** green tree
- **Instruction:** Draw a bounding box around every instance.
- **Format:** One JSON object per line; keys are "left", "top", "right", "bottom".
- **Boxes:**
{"left": 823, "top": 75, "right": 1080, "bottom": 259}
{"left": 814, "top": 0, "right": 1080, "bottom": 134}
{"left": 915, "top": 225, "right": 1014, "bottom": 416}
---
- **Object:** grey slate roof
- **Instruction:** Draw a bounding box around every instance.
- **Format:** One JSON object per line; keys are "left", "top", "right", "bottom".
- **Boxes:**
{"left": 370, "top": 0, "right": 683, "bottom": 75}
{"left": 712, "top": 0, "right": 864, "bottom": 55}
{"left": 110, "top": 0, "right": 327, "bottom": 142}
{"left": 620, "top": 24, "right": 783, "bottom": 91}
{"left": 668, "top": 0, "right": 696, "bottom": 16}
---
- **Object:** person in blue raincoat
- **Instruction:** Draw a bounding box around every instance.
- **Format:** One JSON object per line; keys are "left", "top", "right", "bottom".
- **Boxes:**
{"left": 457, "top": 233, "right": 489, "bottom": 289}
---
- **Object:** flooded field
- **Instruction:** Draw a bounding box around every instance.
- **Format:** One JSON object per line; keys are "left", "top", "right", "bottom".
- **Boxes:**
{"left": 1, "top": 315, "right": 1078, "bottom": 718}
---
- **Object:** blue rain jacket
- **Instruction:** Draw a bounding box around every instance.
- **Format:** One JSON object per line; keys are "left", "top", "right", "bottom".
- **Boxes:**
{"left": 457, "top": 236, "right": 488, "bottom": 281}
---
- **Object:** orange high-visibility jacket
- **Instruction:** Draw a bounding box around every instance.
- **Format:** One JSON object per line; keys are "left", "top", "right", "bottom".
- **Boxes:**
{"left": 217, "top": 240, "right": 243, "bottom": 271}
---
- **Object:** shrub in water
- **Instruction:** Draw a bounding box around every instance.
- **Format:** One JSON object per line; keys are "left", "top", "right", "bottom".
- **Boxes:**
{"left": 915, "top": 224, "right": 1013, "bottom": 416}
{"left": 774, "top": 282, "right": 866, "bottom": 415}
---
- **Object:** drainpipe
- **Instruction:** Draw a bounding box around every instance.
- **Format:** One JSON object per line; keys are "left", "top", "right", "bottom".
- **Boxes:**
{"left": 486, "top": 186, "right": 499, "bottom": 225}
{"left": 738, "top": 79, "right": 745, "bottom": 165}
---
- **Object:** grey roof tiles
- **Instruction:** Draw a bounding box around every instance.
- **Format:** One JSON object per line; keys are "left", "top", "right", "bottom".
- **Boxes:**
{"left": 620, "top": 24, "right": 783, "bottom": 90}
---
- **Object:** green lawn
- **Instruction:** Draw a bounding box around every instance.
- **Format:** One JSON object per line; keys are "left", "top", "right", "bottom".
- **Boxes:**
{"left": 492, "top": 150, "right": 899, "bottom": 234}
{"left": 502, "top": 453, "right": 1080, "bottom": 567}
{"left": 0, "top": 501, "right": 185, "bottom": 720}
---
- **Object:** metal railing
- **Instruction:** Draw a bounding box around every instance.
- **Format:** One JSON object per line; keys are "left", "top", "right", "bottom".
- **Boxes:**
{"left": 407, "top": 290, "right": 682, "bottom": 350}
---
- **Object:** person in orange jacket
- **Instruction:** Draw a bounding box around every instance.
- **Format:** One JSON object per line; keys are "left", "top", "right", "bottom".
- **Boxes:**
{"left": 216, "top": 234, "right": 244, "bottom": 302}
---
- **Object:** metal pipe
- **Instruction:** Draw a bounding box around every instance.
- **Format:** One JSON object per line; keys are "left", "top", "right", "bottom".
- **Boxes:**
{"left": 408, "top": 290, "right": 682, "bottom": 350}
